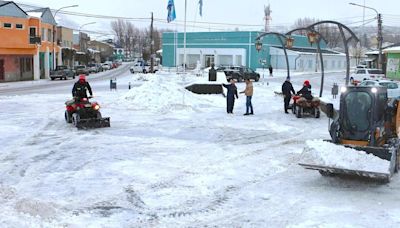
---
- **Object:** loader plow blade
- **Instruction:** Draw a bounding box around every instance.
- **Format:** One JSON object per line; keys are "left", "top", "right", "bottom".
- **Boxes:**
{"left": 299, "top": 163, "right": 391, "bottom": 182}
{"left": 299, "top": 140, "right": 398, "bottom": 182}
{"left": 76, "top": 117, "right": 110, "bottom": 129}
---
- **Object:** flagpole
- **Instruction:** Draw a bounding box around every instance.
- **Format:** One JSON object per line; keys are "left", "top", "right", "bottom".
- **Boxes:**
{"left": 183, "top": 0, "right": 187, "bottom": 73}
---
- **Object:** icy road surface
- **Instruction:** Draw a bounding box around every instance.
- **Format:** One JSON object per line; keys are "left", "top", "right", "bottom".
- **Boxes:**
{"left": 1, "top": 70, "right": 400, "bottom": 227}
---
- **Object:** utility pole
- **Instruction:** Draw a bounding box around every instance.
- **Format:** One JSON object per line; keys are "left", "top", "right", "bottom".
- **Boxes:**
{"left": 150, "top": 12, "right": 154, "bottom": 73}
{"left": 349, "top": 3, "right": 383, "bottom": 70}
{"left": 377, "top": 13, "right": 383, "bottom": 70}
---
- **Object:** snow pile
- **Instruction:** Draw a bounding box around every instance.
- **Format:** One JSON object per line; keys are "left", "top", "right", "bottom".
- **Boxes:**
{"left": 300, "top": 140, "right": 390, "bottom": 174}
{"left": 122, "top": 75, "right": 219, "bottom": 112}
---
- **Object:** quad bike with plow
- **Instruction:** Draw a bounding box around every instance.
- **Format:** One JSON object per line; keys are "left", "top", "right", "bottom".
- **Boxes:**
{"left": 291, "top": 95, "right": 321, "bottom": 118}
{"left": 65, "top": 97, "right": 110, "bottom": 129}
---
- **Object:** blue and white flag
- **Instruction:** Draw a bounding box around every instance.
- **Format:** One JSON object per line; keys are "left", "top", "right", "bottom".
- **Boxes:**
{"left": 167, "top": 0, "right": 176, "bottom": 23}
{"left": 199, "top": 0, "right": 203, "bottom": 17}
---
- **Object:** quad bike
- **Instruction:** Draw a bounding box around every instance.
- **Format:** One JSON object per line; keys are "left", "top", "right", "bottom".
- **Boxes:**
{"left": 65, "top": 97, "right": 110, "bottom": 129}
{"left": 291, "top": 95, "right": 320, "bottom": 118}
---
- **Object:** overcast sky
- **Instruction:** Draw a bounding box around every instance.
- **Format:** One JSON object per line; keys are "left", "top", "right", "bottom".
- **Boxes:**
{"left": 15, "top": 0, "right": 400, "bottom": 39}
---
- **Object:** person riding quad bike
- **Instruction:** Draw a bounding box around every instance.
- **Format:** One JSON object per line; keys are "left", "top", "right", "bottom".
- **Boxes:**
{"left": 72, "top": 75, "right": 93, "bottom": 100}
{"left": 297, "top": 80, "right": 313, "bottom": 100}
{"left": 293, "top": 80, "right": 320, "bottom": 118}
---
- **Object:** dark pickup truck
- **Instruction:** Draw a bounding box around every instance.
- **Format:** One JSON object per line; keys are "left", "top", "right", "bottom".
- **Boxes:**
{"left": 217, "top": 66, "right": 260, "bottom": 82}
{"left": 50, "top": 66, "right": 76, "bottom": 80}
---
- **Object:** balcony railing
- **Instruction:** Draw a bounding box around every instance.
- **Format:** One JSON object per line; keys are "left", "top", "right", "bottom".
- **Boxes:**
{"left": 29, "top": 36, "right": 41, "bottom": 45}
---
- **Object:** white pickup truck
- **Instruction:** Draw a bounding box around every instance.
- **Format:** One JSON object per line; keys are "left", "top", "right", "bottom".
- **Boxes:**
{"left": 130, "top": 62, "right": 158, "bottom": 74}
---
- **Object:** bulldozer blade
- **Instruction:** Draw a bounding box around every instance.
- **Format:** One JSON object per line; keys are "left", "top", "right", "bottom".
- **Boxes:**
{"left": 76, "top": 117, "right": 110, "bottom": 129}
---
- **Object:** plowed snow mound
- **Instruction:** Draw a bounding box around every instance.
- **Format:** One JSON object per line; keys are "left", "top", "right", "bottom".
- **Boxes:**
{"left": 300, "top": 140, "right": 390, "bottom": 174}
{"left": 122, "top": 75, "right": 219, "bottom": 112}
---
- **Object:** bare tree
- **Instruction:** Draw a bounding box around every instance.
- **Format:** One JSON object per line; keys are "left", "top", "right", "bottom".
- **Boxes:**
{"left": 111, "top": 19, "right": 127, "bottom": 47}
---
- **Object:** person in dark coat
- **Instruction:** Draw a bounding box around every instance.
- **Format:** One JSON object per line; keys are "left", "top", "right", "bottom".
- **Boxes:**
{"left": 223, "top": 78, "right": 239, "bottom": 114}
{"left": 208, "top": 63, "right": 217, "bottom": 81}
{"left": 268, "top": 65, "right": 273, "bottom": 76}
{"left": 297, "top": 80, "right": 313, "bottom": 100}
{"left": 72, "top": 75, "right": 93, "bottom": 100}
{"left": 281, "top": 76, "right": 295, "bottom": 114}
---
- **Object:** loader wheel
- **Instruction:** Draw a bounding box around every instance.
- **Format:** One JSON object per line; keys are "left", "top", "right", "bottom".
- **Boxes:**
{"left": 395, "top": 151, "right": 400, "bottom": 173}
{"left": 72, "top": 113, "right": 80, "bottom": 127}
{"left": 65, "top": 111, "right": 72, "bottom": 123}
{"left": 296, "top": 106, "right": 302, "bottom": 118}
{"left": 315, "top": 109, "right": 320, "bottom": 118}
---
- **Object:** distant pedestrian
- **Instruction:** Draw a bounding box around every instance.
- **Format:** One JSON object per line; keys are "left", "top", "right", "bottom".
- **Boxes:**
{"left": 281, "top": 76, "right": 295, "bottom": 114}
{"left": 269, "top": 65, "right": 273, "bottom": 76}
{"left": 240, "top": 79, "right": 254, "bottom": 115}
{"left": 223, "top": 78, "right": 239, "bottom": 114}
{"left": 209, "top": 63, "right": 217, "bottom": 81}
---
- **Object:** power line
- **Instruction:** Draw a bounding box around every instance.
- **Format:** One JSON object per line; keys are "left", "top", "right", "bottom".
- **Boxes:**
{"left": 16, "top": 1, "right": 380, "bottom": 30}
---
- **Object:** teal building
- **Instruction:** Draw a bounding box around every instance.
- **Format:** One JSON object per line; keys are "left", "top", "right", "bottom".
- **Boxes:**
{"left": 162, "top": 31, "right": 347, "bottom": 71}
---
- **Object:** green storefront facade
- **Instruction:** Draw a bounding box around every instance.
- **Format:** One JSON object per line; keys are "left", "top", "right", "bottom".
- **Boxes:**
{"left": 386, "top": 52, "right": 400, "bottom": 79}
{"left": 162, "top": 31, "right": 327, "bottom": 69}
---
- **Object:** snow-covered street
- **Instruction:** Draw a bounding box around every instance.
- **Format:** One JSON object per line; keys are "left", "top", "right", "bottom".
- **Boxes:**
{"left": 1, "top": 68, "right": 400, "bottom": 227}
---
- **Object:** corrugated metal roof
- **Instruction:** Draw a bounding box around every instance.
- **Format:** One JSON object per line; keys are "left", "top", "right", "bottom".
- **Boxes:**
{"left": 0, "top": 1, "right": 28, "bottom": 18}
{"left": 26, "top": 7, "right": 56, "bottom": 25}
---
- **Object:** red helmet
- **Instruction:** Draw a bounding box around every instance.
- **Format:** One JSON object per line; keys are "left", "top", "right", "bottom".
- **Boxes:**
{"left": 79, "top": 74, "right": 86, "bottom": 81}
{"left": 304, "top": 80, "right": 310, "bottom": 86}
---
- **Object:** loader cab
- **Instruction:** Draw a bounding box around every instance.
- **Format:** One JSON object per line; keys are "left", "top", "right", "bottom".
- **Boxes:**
{"left": 338, "top": 86, "right": 388, "bottom": 146}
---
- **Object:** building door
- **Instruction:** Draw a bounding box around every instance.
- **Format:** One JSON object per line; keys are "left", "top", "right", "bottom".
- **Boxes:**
{"left": 205, "top": 55, "right": 215, "bottom": 67}
{"left": 0, "top": 60, "right": 4, "bottom": 81}
{"left": 29, "top": 27, "right": 36, "bottom": 37}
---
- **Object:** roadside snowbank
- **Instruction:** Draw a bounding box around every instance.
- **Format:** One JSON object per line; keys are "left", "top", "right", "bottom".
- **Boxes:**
{"left": 300, "top": 140, "right": 390, "bottom": 174}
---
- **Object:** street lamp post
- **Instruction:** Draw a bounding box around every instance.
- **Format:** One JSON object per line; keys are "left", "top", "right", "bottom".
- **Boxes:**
{"left": 52, "top": 5, "right": 78, "bottom": 70}
{"left": 349, "top": 2, "right": 382, "bottom": 70}
{"left": 255, "top": 32, "right": 292, "bottom": 78}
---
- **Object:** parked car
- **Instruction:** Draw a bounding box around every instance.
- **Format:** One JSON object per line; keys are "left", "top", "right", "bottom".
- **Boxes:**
{"left": 101, "top": 63, "right": 111, "bottom": 71}
{"left": 130, "top": 61, "right": 150, "bottom": 74}
{"left": 74, "top": 65, "right": 89, "bottom": 76}
{"left": 87, "top": 63, "right": 102, "bottom": 73}
{"left": 351, "top": 68, "right": 385, "bottom": 81}
{"left": 50, "top": 65, "right": 75, "bottom": 80}
{"left": 358, "top": 79, "right": 400, "bottom": 99}
{"left": 218, "top": 66, "right": 260, "bottom": 82}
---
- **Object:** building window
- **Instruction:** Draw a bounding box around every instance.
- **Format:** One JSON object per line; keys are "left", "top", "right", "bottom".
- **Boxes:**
{"left": 48, "top": 29, "right": 52, "bottom": 42}
{"left": 299, "top": 59, "right": 304, "bottom": 68}
{"left": 16, "top": 24, "right": 23, "bottom": 29}
{"left": 41, "top": 28, "right": 46, "bottom": 41}
{"left": 3, "top": 23, "right": 12, "bottom": 28}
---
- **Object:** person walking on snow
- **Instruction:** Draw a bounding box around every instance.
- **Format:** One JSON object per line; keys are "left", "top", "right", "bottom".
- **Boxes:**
{"left": 281, "top": 76, "right": 295, "bottom": 114}
{"left": 223, "top": 78, "right": 239, "bottom": 114}
{"left": 269, "top": 65, "right": 273, "bottom": 76}
{"left": 240, "top": 78, "right": 254, "bottom": 115}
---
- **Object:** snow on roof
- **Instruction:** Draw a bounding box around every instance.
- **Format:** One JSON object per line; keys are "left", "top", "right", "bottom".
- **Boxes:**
{"left": 384, "top": 46, "right": 400, "bottom": 53}
{"left": 27, "top": 12, "right": 42, "bottom": 18}
{"left": 88, "top": 48, "right": 100, "bottom": 54}
{"left": 365, "top": 50, "right": 379, "bottom": 55}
